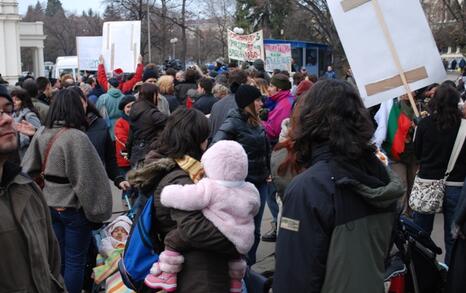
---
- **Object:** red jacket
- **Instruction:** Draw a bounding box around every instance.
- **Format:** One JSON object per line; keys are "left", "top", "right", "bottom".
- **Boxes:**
{"left": 97, "top": 63, "right": 144, "bottom": 94}
{"left": 114, "top": 117, "right": 131, "bottom": 168}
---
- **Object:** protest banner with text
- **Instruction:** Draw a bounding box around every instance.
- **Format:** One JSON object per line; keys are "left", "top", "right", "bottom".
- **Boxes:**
{"left": 228, "top": 30, "right": 264, "bottom": 62}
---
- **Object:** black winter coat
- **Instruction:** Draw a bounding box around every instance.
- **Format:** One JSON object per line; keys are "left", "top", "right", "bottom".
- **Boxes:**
{"left": 193, "top": 95, "right": 218, "bottom": 115}
{"left": 127, "top": 100, "right": 167, "bottom": 165}
{"left": 211, "top": 108, "right": 270, "bottom": 185}
{"left": 86, "top": 112, "right": 124, "bottom": 187}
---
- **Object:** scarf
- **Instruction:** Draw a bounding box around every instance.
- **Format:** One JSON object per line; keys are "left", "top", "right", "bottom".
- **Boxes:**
{"left": 175, "top": 155, "right": 204, "bottom": 183}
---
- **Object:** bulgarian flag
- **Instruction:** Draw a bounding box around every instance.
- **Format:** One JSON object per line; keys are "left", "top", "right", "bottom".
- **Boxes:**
{"left": 384, "top": 102, "right": 412, "bottom": 160}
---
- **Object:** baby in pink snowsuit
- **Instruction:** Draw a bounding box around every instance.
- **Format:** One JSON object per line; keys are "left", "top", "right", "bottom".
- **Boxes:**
{"left": 144, "top": 140, "right": 260, "bottom": 292}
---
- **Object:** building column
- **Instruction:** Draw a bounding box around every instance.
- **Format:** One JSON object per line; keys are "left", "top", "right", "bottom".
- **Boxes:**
{"left": 0, "top": 0, "right": 21, "bottom": 84}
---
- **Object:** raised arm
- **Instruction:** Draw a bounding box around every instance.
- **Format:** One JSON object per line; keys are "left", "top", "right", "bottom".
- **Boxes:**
{"left": 121, "top": 55, "right": 144, "bottom": 94}
{"left": 97, "top": 55, "right": 109, "bottom": 92}
{"left": 160, "top": 179, "right": 211, "bottom": 211}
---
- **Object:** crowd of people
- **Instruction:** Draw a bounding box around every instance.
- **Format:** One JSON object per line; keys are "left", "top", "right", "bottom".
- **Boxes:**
{"left": 1, "top": 53, "right": 466, "bottom": 293}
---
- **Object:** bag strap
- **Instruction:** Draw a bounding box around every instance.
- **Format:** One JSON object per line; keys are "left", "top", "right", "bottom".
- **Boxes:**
{"left": 445, "top": 119, "right": 466, "bottom": 179}
{"left": 41, "top": 128, "right": 69, "bottom": 176}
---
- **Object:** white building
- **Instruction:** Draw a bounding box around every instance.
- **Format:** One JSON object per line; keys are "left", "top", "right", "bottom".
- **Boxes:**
{"left": 0, "top": 0, "right": 45, "bottom": 84}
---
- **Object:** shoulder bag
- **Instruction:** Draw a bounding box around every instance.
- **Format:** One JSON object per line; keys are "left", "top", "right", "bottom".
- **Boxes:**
{"left": 409, "top": 119, "right": 466, "bottom": 214}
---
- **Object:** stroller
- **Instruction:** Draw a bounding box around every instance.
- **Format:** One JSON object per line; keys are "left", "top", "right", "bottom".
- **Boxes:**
{"left": 385, "top": 216, "right": 448, "bottom": 293}
{"left": 84, "top": 189, "right": 137, "bottom": 293}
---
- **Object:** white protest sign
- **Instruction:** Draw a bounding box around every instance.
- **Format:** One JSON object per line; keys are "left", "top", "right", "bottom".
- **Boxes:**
{"left": 76, "top": 36, "right": 102, "bottom": 71}
{"left": 265, "top": 44, "right": 292, "bottom": 72}
{"left": 328, "top": 0, "right": 446, "bottom": 108}
{"left": 228, "top": 30, "right": 264, "bottom": 62}
{"left": 102, "top": 21, "right": 141, "bottom": 73}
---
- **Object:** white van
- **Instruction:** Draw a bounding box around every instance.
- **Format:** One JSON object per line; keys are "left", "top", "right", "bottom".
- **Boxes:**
{"left": 53, "top": 56, "right": 78, "bottom": 80}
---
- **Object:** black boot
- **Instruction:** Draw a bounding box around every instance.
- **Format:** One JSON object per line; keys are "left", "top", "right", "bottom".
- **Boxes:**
{"left": 261, "top": 222, "right": 277, "bottom": 242}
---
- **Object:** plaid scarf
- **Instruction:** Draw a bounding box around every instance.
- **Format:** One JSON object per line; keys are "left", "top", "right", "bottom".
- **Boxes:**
{"left": 175, "top": 156, "right": 204, "bottom": 183}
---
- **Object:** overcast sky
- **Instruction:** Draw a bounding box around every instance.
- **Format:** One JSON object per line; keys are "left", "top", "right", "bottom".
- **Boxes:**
{"left": 19, "top": 0, "right": 105, "bottom": 16}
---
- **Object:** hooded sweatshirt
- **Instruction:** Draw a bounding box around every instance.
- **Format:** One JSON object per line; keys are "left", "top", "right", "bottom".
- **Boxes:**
{"left": 273, "top": 145, "right": 404, "bottom": 293}
{"left": 96, "top": 88, "right": 125, "bottom": 140}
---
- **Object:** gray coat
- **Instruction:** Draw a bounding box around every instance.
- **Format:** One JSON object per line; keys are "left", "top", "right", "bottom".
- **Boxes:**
{"left": 0, "top": 161, "right": 65, "bottom": 292}
{"left": 22, "top": 127, "right": 113, "bottom": 223}
{"left": 13, "top": 107, "right": 42, "bottom": 158}
{"left": 208, "top": 94, "right": 237, "bottom": 139}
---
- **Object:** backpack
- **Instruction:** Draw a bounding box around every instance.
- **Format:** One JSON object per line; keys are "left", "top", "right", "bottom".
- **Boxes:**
{"left": 119, "top": 195, "right": 160, "bottom": 291}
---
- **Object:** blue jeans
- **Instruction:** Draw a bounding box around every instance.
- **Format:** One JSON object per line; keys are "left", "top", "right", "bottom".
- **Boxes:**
{"left": 413, "top": 185, "right": 463, "bottom": 265}
{"left": 247, "top": 182, "right": 268, "bottom": 265}
{"left": 51, "top": 208, "right": 92, "bottom": 293}
{"left": 265, "top": 182, "right": 279, "bottom": 222}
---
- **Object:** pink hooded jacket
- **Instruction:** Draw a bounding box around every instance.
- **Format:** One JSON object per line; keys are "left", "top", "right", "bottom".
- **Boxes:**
{"left": 263, "top": 90, "right": 295, "bottom": 141}
{"left": 161, "top": 140, "right": 260, "bottom": 254}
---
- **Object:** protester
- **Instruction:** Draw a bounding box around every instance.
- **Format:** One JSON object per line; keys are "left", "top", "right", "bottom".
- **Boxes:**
{"left": 87, "top": 77, "right": 105, "bottom": 104}
{"left": 22, "top": 89, "right": 113, "bottom": 293}
{"left": 324, "top": 65, "right": 337, "bottom": 79}
{"left": 157, "top": 75, "right": 180, "bottom": 112}
{"left": 22, "top": 78, "right": 49, "bottom": 123}
{"left": 114, "top": 95, "right": 135, "bottom": 176}
{"left": 0, "top": 84, "right": 66, "bottom": 292}
{"left": 295, "top": 79, "right": 313, "bottom": 99}
{"left": 128, "top": 108, "right": 239, "bottom": 293}
{"left": 386, "top": 94, "right": 418, "bottom": 214}
{"left": 10, "top": 88, "right": 41, "bottom": 158}
{"left": 175, "top": 68, "right": 200, "bottom": 106}
{"left": 144, "top": 140, "right": 259, "bottom": 292}
{"left": 209, "top": 69, "right": 248, "bottom": 140}
{"left": 263, "top": 73, "right": 296, "bottom": 144}
{"left": 193, "top": 77, "right": 218, "bottom": 115}
{"left": 412, "top": 83, "right": 466, "bottom": 265}
{"left": 126, "top": 83, "right": 167, "bottom": 167}
{"left": 212, "top": 83, "right": 230, "bottom": 100}
{"left": 273, "top": 80, "right": 404, "bottom": 292}
{"left": 36, "top": 76, "right": 53, "bottom": 105}
{"left": 71, "top": 87, "right": 129, "bottom": 191}
{"left": 252, "top": 59, "right": 271, "bottom": 83}
{"left": 212, "top": 84, "right": 271, "bottom": 264}
{"left": 98, "top": 55, "right": 144, "bottom": 94}
{"left": 96, "top": 77, "right": 125, "bottom": 140}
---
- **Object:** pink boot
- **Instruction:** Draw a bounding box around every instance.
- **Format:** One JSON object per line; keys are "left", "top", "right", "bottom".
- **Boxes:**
{"left": 144, "top": 250, "right": 184, "bottom": 292}
{"left": 229, "top": 259, "right": 247, "bottom": 293}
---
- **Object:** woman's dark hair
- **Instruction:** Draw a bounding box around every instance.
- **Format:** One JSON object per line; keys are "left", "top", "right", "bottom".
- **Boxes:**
{"left": 429, "top": 83, "right": 462, "bottom": 130}
{"left": 184, "top": 68, "right": 200, "bottom": 83}
{"left": 291, "top": 79, "right": 375, "bottom": 167}
{"left": 228, "top": 69, "right": 248, "bottom": 94}
{"left": 68, "top": 86, "right": 101, "bottom": 118}
{"left": 139, "top": 83, "right": 159, "bottom": 105}
{"left": 10, "top": 88, "right": 39, "bottom": 116}
{"left": 45, "top": 88, "right": 86, "bottom": 129}
{"left": 154, "top": 108, "right": 210, "bottom": 160}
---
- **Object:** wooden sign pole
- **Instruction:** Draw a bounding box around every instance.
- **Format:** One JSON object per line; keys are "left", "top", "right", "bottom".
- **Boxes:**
{"left": 371, "top": 0, "right": 420, "bottom": 117}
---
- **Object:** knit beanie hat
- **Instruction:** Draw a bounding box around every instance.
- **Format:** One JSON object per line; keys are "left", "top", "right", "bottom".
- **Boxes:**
{"left": 108, "top": 77, "right": 120, "bottom": 88}
{"left": 113, "top": 68, "right": 124, "bottom": 81}
{"left": 143, "top": 68, "right": 159, "bottom": 82}
{"left": 0, "top": 84, "right": 11, "bottom": 102}
{"left": 271, "top": 73, "right": 292, "bottom": 90}
{"left": 118, "top": 95, "right": 136, "bottom": 111}
{"left": 235, "top": 84, "right": 261, "bottom": 109}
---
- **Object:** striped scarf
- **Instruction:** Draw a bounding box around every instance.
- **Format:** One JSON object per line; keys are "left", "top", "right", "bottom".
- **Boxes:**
{"left": 175, "top": 156, "right": 204, "bottom": 183}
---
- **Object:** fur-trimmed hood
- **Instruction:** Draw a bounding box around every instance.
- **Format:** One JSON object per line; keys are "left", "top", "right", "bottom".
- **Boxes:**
{"left": 127, "top": 156, "right": 177, "bottom": 192}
